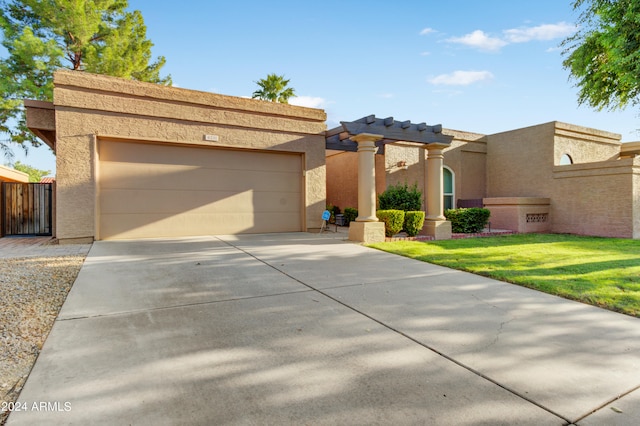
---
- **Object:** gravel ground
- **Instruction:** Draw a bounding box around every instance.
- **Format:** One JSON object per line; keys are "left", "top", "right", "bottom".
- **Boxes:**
{"left": 0, "top": 255, "right": 87, "bottom": 425}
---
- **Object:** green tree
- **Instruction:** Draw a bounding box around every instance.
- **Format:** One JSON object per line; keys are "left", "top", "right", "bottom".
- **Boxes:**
{"left": 0, "top": 0, "right": 171, "bottom": 155}
{"left": 562, "top": 0, "right": 640, "bottom": 112}
{"left": 252, "top": 73, "right": 295, "bottom": 103}
{"left": 12, "top": 160, "right": 50, "bottom": 182}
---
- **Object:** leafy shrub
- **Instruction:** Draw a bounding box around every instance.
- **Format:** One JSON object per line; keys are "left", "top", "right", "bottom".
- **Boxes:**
{"left": 404, "top": 211, "right": 425, "bottom": 236}
{"left": 343, "top": 207, "right": 358, "bottom": 225}
{"left": 377, "top": 209, "right": 405, "bottom": 237}
{"left": 378, "top": 183, "right": 422, "bottom": 211}
{"left": 444, "top": 208, "right": 491, "bottom": 233}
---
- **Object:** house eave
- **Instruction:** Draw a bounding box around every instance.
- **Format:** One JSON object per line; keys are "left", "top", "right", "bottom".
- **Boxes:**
{"left": 24, "top": 100, "right": 56, "bottom": 151}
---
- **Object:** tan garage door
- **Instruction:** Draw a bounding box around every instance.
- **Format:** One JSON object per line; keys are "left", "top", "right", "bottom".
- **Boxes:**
{"left": 98, "top": 140, "right": 303, "bottom": 240}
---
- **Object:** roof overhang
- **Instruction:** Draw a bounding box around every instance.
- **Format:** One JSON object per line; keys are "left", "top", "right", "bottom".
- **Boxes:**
{"left": 0, "top": 164, "right": 29, "bottom": 183}
{"left": 326, "top": 114, "right": 453, "bottom": 154}
{"left": 620, "top": 141, "right": 640, "bottom": 158}
{"left": 24, "top": 100, "right": 56, "bottom": 151}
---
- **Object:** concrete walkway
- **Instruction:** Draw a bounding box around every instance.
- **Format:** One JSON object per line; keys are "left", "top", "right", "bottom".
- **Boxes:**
{"left": 8, "top": 233, "right": 640, "bottom": 425}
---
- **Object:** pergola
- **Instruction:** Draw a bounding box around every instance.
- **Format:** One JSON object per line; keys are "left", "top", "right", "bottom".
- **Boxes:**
{"left": 326, "top": 115, "right": 454, "bottom": 242}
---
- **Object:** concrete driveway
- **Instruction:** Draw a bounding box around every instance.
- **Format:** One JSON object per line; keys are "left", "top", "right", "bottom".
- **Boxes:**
{"left": 8, "top": 233, "right": 640, "bottom": 425}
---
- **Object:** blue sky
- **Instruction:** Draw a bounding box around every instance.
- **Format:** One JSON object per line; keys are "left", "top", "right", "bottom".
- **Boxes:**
{"left": 9, "top": 0, "right": 640, "bottom": 173}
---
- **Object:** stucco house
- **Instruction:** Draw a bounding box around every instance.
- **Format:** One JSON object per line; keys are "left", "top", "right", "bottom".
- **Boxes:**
{"left": 23, "top": 70, "right": 640, "bottom": 242}
{"left": 25, "top": 70, "right": 326, "bottom": 243}
{"left": 327, "top": 121, "right": 640, "bottom": 239}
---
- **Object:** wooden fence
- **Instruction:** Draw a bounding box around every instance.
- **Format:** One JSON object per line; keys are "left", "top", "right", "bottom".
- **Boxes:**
{"left": 2, "top": 183, "right": 53, "bottom": 236}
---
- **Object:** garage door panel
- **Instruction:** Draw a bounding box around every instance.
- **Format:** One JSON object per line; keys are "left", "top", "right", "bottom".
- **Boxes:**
{"left": 100, "top": 162, "right": 300, "bottom": 193}
{"left": 101, "top": 211, "right": 301, "bottom": 240}
{"left": 98, "top": 141, "right": 303, "bottom": 240}
{"left": 100, "top": 141, "right": 301, "bottom": 172}
{"left": 100, "top": 188, "right": 301, "bottom": 215}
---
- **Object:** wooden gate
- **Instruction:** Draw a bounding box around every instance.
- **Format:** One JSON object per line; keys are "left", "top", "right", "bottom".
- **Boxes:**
{"left": 2, "top": 183, "right": 53, "bottom": 236}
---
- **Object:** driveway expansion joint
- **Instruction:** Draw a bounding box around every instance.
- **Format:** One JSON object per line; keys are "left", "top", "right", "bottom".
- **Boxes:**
{"left": 571, "top": 383, "right": 640, "bottom": 424}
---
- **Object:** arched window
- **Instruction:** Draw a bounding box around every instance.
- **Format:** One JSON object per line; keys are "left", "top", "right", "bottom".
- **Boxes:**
{"left": 443, "top": 166, "right": 454, "bottom": 211}
{"left": 560, "top": 154, "right": 573, "bottom": 165}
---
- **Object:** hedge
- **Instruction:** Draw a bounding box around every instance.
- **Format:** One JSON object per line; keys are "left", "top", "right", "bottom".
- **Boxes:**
{"left": 376, "top": 209, "right": 405, "bottom": 237}
{"left": 404, "top": 211, "right": 425, "bottom": 236}
{"left": 444, "top": 208, "right": 491, "bottom": 233}
{"left": 378, "top": 183, "right": 422, "bottom": 211}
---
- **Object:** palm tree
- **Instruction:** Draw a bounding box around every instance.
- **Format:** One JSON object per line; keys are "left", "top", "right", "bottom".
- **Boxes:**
{"left": 252, "top": 73, "right": 296, "bottom": 103}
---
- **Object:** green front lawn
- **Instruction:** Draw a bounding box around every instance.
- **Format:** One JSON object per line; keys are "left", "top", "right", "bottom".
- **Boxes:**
{"left": 368, "top": 234, "right": 640, "bottom": 317}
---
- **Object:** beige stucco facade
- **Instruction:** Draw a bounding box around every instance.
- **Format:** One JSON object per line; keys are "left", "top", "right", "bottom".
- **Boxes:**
{"left": 326, "top": 129, "right": 487, "bottom": 213}
{"left": 27, "top": 70, "right": 327, "bottom": 242}
{"left": 326, "top": 120, "right": 640, "bottom": 239}
{"left": 24, "top": 71, "right": 640, "bottom": 241}
{"left": 486, "top": 122, "right": 638, "bottom": 238}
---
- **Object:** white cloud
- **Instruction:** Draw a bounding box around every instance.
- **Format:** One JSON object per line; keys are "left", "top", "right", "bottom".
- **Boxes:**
{"left": 289, "top": 96, "right": 327, "bottom": 109}
{"left": 420, "top": 51, "right": 431, "bottom": 56}
{"left": 446, "top": 22, "right": 576, "bottom": 52}
{"left": 420, "top": 27, "right": 436, "bottom": 36}
{"left": 428, "top": 70, "right": 494, "bottom": 86}
{"left": 378, "top": 93, "right": 394, "bottom": 99}
{"left": 504, "top": 22, "right": 575, "bottom": 43}
{"left": 446, "top": 30, "right": 507, "bottom": 52}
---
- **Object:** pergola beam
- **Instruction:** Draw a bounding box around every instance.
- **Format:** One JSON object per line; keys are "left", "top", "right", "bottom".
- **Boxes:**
{"left": 335, "top": 115, "right": 453, "bottom": 145}
{"left": 326, "top": 133, "right": 389, "bottom": 154}
{"left": 325, "top": 114, "right": 454, "bottom": 242}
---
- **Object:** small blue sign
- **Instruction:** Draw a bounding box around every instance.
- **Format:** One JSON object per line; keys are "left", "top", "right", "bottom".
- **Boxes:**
{"left": 322, "top": 210, "right": 331, "bottom": 221}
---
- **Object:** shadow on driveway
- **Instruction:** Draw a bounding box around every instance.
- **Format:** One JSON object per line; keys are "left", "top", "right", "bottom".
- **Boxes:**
{"left": 8, "top": 233, "right": 640, "bottom": 425}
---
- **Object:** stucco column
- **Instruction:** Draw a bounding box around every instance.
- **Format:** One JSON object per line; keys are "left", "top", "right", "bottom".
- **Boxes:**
{"left": 353, "top": 133, "right": 382, "bottom": 221}
{"left": 423, "top": 144, "right": 451, "bottom": 239}
{"left": 348, "top": 133, "right": 385, "bottom": 243}
{"left": 425, "top": 145, "right": 446, "bottom": 220}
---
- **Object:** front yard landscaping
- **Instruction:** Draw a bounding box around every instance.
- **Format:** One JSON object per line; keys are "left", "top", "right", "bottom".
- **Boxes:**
{"left": 368, "top": 233, "right": 640, "bottom": 317}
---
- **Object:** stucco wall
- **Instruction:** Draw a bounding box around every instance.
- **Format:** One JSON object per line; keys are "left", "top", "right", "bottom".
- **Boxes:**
{"left": 554, "top": 122, "right": 621, "bottom": 165}
{"left": 383, "top": 130, "right": 487, "bottom": 209}
{"left": 634, "top": 169, "right": 640, "bottom": 239}
{"left": 485, "top": 121, "right": 631, "bottom": 237}
{"left": 326, "top": 151, "right": 385, "bottom": 211}
{"left": 324, "top": 120, "right": 637, "bottom": 238}
{"left": 442, "top": 129, "right": 487, "bottom": 201}
{"left": 486, "top": 122, "right": 556, "bottom": 198}
{"left": 483, "top": 197, "right": 551, "bottom": 233}
{"left": 326, "top": 152, "right": 358, "bottom": 210}
{"left": 552, "top": 159, "right": 638, "bottom": 238}
{"left": 326, "top": 129, "right": 486, "bottom": 213}
{"left": 52, "top": 70, "right": 327, "bottom": 241}
{"left": 385, "top": 143, "right": 425, "bottom": 208}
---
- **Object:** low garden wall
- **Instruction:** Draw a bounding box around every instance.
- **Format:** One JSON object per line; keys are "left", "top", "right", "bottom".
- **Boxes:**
{"left": 482, "top": 197, "right": 551, "bottom": 233}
